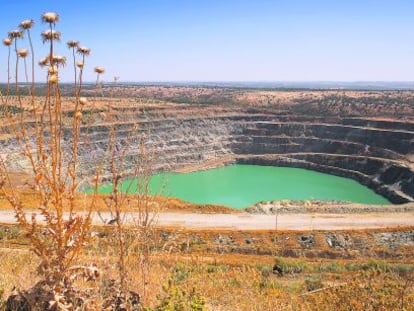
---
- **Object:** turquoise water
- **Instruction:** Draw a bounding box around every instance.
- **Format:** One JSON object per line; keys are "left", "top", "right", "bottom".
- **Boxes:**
{"left": 96, "top": 164, "right": 390, "bottom": 209}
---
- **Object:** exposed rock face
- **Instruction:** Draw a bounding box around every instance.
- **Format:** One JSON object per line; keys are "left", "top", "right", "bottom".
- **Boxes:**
{"left": 374, "top": 231, "right": 414, "bottom": 248}
{"left": 1, "top": 92, "right": 413, "bottom": 204}
{"left": 326, "top": 233, "right": 353, "bottom": 249}
{"left": 298, "top": 234, "right": 315, "bottom": 248}
{"left": 136, "top": 111, "right": 414, "bottom": 204}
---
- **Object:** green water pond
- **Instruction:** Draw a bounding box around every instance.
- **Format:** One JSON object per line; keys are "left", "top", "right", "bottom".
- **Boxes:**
{"left": 95, "top": 164, "right": 390, "bottom": 209}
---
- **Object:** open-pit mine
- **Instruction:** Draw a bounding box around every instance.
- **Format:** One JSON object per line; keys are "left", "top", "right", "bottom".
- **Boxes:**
{"left": 85, "top": 86, "right": 414, "bottom": 206}
{"left": 2, "top": 86, "right": 414, "bottom": 210}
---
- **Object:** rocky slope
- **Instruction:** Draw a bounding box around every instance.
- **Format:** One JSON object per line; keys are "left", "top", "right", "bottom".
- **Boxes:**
{"left": 108, "top": 102, "right": 414, "bottom": 204}
{"left": 1, "top": 89, "right": 413, "bottom": 205}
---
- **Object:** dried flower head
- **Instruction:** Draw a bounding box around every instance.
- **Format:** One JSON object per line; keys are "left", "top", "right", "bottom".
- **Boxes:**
{"left": 52, "top": 55, "right": 67, "bottom": 66}
{"left": 41, "top": 30, "right": 61, "bottom": 43}
{"left": 66, "top": 40, "right": 79, "bottom": 49}
{"left": 79, "top": 97, "right": 88, "bottom": 105}
{"left": 75, "top": 111, "right": 83, "bottom": 119}
{"left": 17, "top": 48, "right": 29, "bottom": 58}
{"left": 3, "top": 38, "right": 12, "bottom": 46}
{"left": 76, "top": 61, "right": 84, "bottom": 68}
{"left": 94, "top": 66, "right": 105, "bottom": 74}
{"left": 76, "top": 46, "right": 91, "bottom": 56}
{"left": 48, "top": 74, "right": 58, "bottom": 84}
{"left": 39, "top": 56, "right": 49, "bottom": 67}
{"left": 41, "top": 12, "right": 59, "bottom": 24}
{"left": 19, "top": 19, "right": 34, "bottom": 30}
{"left": 8, "top": 30, "right": 23, "bottom": 39}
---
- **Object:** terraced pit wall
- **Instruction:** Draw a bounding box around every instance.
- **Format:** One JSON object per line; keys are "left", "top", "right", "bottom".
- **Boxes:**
{"left": 1, "top": 98, "right": 413, "bottom": 204}
{"left": 80, "top": 102, "right": 414, "bottom": 204}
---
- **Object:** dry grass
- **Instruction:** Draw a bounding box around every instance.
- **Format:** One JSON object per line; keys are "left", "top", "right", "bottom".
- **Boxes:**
{"left": 0, "top": 245, "right": 412, "bottom": 310}
{"left": 0, "top": 219, "right": 412, "bottom": 309}
{"left": 0, "top": 188, "right": 236, "bottom": 214}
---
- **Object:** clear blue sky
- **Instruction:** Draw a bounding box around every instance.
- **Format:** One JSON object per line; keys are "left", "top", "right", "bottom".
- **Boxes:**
{"left": 1, "top": 0, "right": 414, "bottom": 82}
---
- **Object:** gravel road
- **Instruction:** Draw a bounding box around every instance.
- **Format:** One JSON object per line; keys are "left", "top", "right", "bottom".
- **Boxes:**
{"left": 0, "top": 211, "right": 413, "bottom": 230}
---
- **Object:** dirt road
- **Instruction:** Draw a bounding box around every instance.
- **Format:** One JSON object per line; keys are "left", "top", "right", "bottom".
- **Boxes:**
{"left": 154, "top": 212, "right": 414, "bottom": 230}
{"left": 0, "top": 211, "right": 413, "bottom": 230}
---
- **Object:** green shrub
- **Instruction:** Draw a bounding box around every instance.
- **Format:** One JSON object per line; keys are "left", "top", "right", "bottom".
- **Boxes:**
{"left": 318, "top": 261, "right": 344, "bottom": 273}
{"left": 0, "top": 226, "right": 21, "bottom": 240}
{"left": 205, "top": 264, "right": 229, "bottom": 274}
{"left": 151, "top": 280, "right": 207, "bottom": 311}
{"left": 304, "top": 277, "right": 323, "bottom": 292}
{"left": 171, "top": 263, "right": 193, "bottom": 283}
{"left": 274, "top": 257, "right": 308, "bottom": 275}
{"left": 256, "top": 264, "right": 273, "bottom": 277}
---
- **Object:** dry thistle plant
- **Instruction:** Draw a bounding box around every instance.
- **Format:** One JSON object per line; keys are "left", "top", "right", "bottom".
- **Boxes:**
{"left": 126, "top": 144, "right": 159, "bottom": 302}
{"left": 66, "top": 40, "right": 79, "bottom": 91}
{"left": 94, "top": 65, "right": 105, "bottom": 98}
{"left": 0, "top": 11, "right": 158, "bottom": 310}
{"left": 95, "top": 82, "right": 159, "bottom": 304}
{"left": 0, "top": 12, "right": 101, "bottom": 302}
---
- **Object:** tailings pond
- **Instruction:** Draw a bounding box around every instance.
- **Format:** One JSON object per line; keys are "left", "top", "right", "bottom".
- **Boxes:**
{"left": 96, "top": 165, "right": 390, "bottom": 208}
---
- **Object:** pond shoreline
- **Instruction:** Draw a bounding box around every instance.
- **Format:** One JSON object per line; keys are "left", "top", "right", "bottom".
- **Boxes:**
{"left": 97, "top": 164, "right": 391, "bottom": 208}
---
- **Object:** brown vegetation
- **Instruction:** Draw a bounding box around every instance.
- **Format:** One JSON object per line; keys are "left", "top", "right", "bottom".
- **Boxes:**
{"left": 0, "top": 224, "right": 413, "bottom": 310}
{"left": 0, "top": 12, "right": 155, "bottom": 310}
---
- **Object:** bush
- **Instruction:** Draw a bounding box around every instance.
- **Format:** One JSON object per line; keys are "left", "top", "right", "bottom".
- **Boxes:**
{"left": 318, "top": 261, "right": 343, "bottom": 273}
{"left": 151, "top": 280, "right": 207, "bottom": 311}
{"left": 0, "top": 226, "right": 21, "bottom": 240}
{"left": 304, "top": 276, "right": 323, "bottom": 292}
{"left": 273, "top": 257, "right": 308, "bottom": 275}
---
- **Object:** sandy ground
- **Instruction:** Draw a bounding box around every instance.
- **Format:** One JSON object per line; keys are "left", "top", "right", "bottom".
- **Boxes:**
{"left": 0, "top": 211, "right": 413, "bottom": 230}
